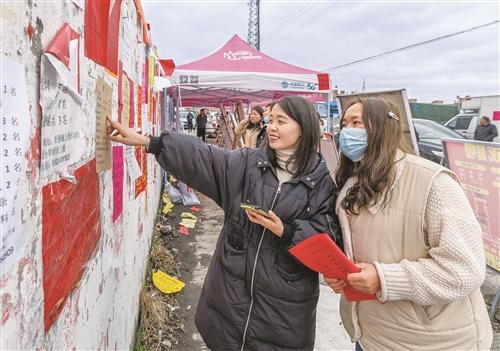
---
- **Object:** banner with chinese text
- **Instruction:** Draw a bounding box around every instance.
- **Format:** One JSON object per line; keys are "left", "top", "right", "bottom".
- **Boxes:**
{"left": 443, "top": 139, "right": 500, "bottom": 271}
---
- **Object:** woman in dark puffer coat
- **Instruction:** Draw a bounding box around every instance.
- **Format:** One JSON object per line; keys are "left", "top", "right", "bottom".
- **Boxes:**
{"left": 108, "top": 96, "right": 340, "bottom": 350}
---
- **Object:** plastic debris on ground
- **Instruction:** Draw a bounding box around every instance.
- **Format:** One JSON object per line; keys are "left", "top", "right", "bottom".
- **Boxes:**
{"left": 178, "top": 182, "right": 201, "bottom": 205}
{"left": 165, "top": 180, "right": 182, "bottom": 204}
{"left": 181, "top": 212, "right": 197, "bottom": 220}
{"left": 162, "top": 193, "right": 174, "bottom": 215}
{"left": 152, "top": 270, "right": 185, "bottom": 294}
{"left": 179, "top": 218, "right": 197, "bottom": 229}
{"left": 179, "top": 226, "right": 189, "bottom": 236}
{"left": 135, "top": 177, "right": 204, "bottom": 350}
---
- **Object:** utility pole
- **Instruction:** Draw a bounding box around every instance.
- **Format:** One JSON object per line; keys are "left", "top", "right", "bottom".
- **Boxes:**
{"left": 247, "top": 0, "right": 261, "bottom": 50}
{"left": 362, "top": 78, "right": 366, "bottom": 92}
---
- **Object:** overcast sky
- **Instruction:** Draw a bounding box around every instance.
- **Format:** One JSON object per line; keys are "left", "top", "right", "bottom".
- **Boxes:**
{"left": 143, "top": 0, "right": 499, "bottom": 103}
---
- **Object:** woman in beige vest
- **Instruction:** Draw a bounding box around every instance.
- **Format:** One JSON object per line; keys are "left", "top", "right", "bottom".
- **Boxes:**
{"left": 325, "top": 98, "right": 492, "bottom": 350}
{"left": 234, "top": 106, "right": 266, "bottom": 148}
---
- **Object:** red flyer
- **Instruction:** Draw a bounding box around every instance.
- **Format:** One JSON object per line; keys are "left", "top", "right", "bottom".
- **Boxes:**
{"left": 289, "top": 233, "right": 376, "bottom": 302}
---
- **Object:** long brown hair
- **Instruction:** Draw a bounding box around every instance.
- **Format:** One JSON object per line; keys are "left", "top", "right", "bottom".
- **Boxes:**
{"left": 335, "top": 98, "right": 408, "bottom": 215}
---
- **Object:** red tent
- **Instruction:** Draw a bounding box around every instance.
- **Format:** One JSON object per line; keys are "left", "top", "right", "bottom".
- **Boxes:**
{"left": 169, "top": 34, "right": 331, "bottom": 107}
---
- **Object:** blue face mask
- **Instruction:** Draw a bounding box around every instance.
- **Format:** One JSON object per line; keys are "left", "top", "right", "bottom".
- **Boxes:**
{"left": 339, "top": 128, "right": 368, "bottom": 162}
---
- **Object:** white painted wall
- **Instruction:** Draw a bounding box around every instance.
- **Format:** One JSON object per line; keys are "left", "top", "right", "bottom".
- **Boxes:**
{"left": 1, "top": 1, "right": 162, "bottom": 349}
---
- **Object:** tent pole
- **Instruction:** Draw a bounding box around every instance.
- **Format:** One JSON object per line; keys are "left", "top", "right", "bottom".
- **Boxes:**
{"left": 177, "top": 84, "right": 183, "bottom": 107}
{"left": 175, "top": 84, "right": 182, "bottom": 132}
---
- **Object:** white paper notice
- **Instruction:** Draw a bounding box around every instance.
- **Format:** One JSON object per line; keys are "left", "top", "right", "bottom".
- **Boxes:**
{"left": 125, "top": 145, "right": 141, "bottom": 182}
{"left": 40, "top": 39, "right": 84, "bottom": 183}
{"left": 1, "top": 57, "right": 31, "bottom": 275}
{"left": 142, "top": 117, "right": 150, "bottom": 135}
{"left": 121, "top": 0, "right": 135, "bottom": 76}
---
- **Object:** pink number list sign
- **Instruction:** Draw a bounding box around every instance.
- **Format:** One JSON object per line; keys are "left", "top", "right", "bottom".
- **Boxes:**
{"left": 112, "top": 146, "right": 124, "bottom": 222}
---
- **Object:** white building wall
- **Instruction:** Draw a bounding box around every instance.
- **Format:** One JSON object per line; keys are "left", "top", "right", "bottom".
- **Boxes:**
{"left": 1, "top": 1, "right": 162, "bottom": 349}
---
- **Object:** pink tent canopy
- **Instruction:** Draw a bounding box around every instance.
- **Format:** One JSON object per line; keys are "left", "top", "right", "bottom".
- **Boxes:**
{"left": 169, "top": 34, "right": 331, "bottom": 107}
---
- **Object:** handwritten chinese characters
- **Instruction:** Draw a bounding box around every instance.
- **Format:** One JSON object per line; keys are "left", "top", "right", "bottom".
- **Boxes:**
{"left": 95, "top": 76, "right": 112, "bottom": 173}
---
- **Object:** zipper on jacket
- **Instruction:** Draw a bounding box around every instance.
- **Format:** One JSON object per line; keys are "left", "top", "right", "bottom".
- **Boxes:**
{"left": 240, "top": 184, "right": 282, "bottom": 351}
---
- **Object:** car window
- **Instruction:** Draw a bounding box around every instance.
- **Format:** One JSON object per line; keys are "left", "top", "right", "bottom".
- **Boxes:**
{"left": 414, "top": 120, "right": 464, "bottom": 139}
{"left": 456, "top": 117, "right": 472, "bottom": 129}
{"left": 446, "top": 118, "right": 457, "bottom": 128}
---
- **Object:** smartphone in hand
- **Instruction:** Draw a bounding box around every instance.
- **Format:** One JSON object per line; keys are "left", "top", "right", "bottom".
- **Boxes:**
{"left": 240, "top": 203, "right": 272, "bottom": 218}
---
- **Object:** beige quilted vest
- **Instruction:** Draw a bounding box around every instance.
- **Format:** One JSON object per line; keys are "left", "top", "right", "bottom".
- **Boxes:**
{"left": 336, "top": 153, "right": 492, "bottom": 351}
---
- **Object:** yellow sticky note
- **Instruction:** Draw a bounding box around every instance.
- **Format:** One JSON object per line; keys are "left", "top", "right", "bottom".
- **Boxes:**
{"left": 181, "top": 212, "right": 197, "bottom": 220}
{"left": 152, "top": 270, "right": 185, "bottom": 294}
{"left": 179, "top": 218, "right": 197, "bottom": 228}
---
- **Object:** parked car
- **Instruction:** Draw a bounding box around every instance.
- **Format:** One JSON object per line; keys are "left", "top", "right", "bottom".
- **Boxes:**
{"left": 444, "top": 95, "right": 500, "bottom": 141}
{"left": 444, "top": 114, "right": 500, "bottom": 142}
{"left": 444, "top": 114, "right": 477, "bottom": 138}
{"left": 413, "top": 118, "right": 464, "bottom": 164}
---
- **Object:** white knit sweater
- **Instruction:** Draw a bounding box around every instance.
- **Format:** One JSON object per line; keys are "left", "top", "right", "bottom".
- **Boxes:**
{"left": 373, "top": 172, "right": 486, "bottom": 305}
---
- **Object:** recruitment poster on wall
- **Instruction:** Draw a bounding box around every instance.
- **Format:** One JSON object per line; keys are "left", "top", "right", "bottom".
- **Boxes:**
{"left": 40, "top": 24, "right": 84, "bottom": 182}
{"left": 442, "top": 138, "right": 500, "bottom": 271}
{"left": 95, "top": 76, "right": 113, "bottom": 173}
{"left": 1, "top": 57, "right": 31, "bottom": 275}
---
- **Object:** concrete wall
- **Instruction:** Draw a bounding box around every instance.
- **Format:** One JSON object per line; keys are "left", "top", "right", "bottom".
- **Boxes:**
{"left": 1, "top": 1, "right": 163, "bottom": 349}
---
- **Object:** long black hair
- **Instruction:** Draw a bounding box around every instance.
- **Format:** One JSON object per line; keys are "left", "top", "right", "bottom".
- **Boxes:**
{"left": 266, "top": 96, "right": 321, "bottom": 178}
{"left": 247, "top": 105, "right": 265, "bottom": 129}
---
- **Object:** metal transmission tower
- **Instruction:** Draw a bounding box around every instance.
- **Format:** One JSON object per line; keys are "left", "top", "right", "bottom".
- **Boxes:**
{"left": 247, "top": 0, "right": 261, "bottom": 50}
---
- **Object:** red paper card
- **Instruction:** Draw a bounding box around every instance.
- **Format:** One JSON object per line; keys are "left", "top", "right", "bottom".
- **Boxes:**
{"left": 42, "top": 159, "right": 101, "bottom": 331}
{"left": 289, "top": 233, "right": 376, "bottom": 302}
{"left": 179, "top": 226, "right": 189, "bottom": 236}
{"left": 84, "top": 0, "right": 121, "bottom": 74}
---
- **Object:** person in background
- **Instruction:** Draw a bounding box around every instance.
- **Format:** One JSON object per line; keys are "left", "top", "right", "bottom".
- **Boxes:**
{"left": 263, "top": 102, "right": 273, "bottom": 124}
{"left": 107, "top": 96, "right": 339, "bottom": 351}
{"left": 259, "top": 102, "right": 274, "bottom": 147}
{"left": 325, "top": 98, "right": 492, "bottom": 351}
{"left": 196, "top": 108, "right": 208, "bottom": 142}
{"left": 474, "top": 116, "right": 498, "bottom": 142}
{"left": 187, "top": 110, "right": 194, "bottom": 133}
{"left": 316, "top": 112, "right": 324, "bottom": 131}
{"left": 234, "top": 105, "right": 267, "bottom": 148}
